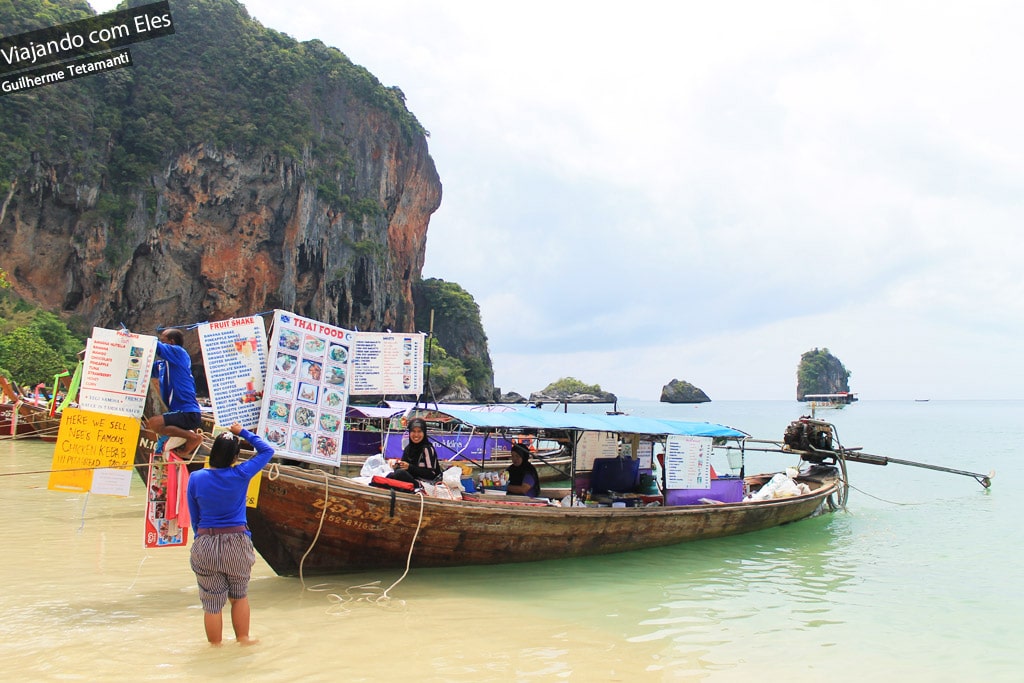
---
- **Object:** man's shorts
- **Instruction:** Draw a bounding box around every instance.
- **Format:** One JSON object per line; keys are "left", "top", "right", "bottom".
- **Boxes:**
{"left": 163, "top": 411, "right": 202, "bottom": 431}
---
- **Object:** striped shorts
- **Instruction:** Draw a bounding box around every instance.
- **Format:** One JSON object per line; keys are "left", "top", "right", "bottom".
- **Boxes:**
{"left": 190, "top": 533, "right": 256, "bottom": 613}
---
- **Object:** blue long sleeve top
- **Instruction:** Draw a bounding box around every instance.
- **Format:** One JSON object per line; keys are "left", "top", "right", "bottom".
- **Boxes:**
{"left": 187, "top": 429, "right": 275, "bottom": 534}
{"left": 154, "top": 341, "right": 201, "bottom": 414}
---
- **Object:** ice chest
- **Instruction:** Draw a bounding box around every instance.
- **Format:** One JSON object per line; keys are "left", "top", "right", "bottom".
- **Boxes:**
{"left": 664, "top": 477, "right": 744, "bottom": 506}
{"left": 590, "top": 457, "right": 640, "bottom": 493}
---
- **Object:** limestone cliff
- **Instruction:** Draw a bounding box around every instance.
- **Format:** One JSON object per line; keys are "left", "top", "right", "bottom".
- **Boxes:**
{"left": 0, "top": 0, "right": 441, "bottom": 345}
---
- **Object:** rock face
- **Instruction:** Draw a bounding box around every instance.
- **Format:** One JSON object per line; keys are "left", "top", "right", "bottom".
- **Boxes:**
{"left": 660, "top": 379, "right": 711, "bottom": 403}
{"left": 796, "top": 348, "right": 851, "bottom": 400}
{"left": 0, "top": 0, "right": 441, "bottom": 348}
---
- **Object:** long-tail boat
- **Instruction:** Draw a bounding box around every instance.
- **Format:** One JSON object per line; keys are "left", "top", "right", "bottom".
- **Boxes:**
{"left": 246, "top": 409, "right": 844, "bottom": 576}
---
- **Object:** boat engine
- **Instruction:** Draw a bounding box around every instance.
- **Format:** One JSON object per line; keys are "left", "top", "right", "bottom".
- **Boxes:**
{"left": 784, "top": 418, "right": 835, "bottom": 462}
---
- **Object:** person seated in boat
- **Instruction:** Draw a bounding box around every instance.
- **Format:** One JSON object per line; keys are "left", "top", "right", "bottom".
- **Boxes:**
{"left": 389, "top": 417, "right": 442, "bottom": 483}
{"left": 506, "top": 443, "right": 540, "bottom": 497}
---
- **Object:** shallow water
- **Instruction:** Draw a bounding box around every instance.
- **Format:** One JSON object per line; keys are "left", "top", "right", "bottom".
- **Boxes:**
{"left": 1, "top": 400, "right": 1020, "bottom": 681}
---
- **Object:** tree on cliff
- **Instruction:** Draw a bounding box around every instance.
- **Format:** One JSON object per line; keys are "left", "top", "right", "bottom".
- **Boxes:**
{"left": 413, "top": 278, "right": 494, "bottom": 401}
{"left": 796, "top": 348, "right": 852, "bottom": 400}
{"left": 534, "top": 377, "right": 617, "bottom": 403}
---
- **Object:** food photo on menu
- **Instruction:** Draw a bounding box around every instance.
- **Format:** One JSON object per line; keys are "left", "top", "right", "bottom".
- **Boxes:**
{"left": 297, "top": 381, "right": 319, "bottom": 403}
{"left": 279, "top": 329, "right": 300, "bottom": 350}
{"left": 328, "top": 343, "right": 348, "bottom": 363}
{"left": 303, "top": 335, "right": 326, "bottom": 356}
{"left": 276, "top": 353, "right": 298, "bottom": 373}
{"left": 267, "top": 399, "right": 291, "bottom": 423}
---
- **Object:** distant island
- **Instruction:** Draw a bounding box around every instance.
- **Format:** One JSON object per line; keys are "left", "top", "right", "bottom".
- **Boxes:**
{"left": 660, "top": 379, "right": 710, "bottom": 404}
{"left": 498, "top": 377, "right": 617, "bottom": 405}
{"left": 796, "top": 348, "right": 853, "bottom": 401}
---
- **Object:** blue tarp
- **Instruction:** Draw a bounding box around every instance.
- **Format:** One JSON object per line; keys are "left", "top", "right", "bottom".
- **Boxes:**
{"left": 432, "top": 407, "right": 747, "bottom": 438}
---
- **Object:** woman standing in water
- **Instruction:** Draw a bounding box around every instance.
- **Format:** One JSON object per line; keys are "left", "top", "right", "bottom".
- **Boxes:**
{"left": 186, "top": 422, "right": 275, "bottom": 645}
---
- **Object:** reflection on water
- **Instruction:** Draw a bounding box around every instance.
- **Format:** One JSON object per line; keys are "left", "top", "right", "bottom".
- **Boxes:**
{"left": 3, "top": 402, "right": 1022, "bottom": 681}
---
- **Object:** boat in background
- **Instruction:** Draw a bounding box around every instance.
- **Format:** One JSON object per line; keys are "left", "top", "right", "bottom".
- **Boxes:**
{"left": 0, "top": 376, "right": 63, "bottom": 440}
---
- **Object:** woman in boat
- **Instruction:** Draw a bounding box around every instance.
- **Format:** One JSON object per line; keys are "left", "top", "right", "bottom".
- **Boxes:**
{"left": 506, "top": 443, "right": 540, "bottom": 497}
{"left": 390, "top": 417, "right": 442, "bottom": 483}
{"left": 186, "top": 422, "right": 276, "bottom": 646}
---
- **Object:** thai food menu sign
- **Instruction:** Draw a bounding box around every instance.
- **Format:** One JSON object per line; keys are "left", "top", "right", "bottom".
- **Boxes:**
{"left": 257, "top": 310, "right": 351, "bottom": 466}
{"left": 197, "top": 316, "right": 268, "bottom": 430}
{"left": 664, "top": 435, "right": 712, "bottom": 490}
{"left": 78, "top": 327, "right": 158, "bottom": 419}
{"left": 349, "top": 332, "right": 425, "bottom": 395}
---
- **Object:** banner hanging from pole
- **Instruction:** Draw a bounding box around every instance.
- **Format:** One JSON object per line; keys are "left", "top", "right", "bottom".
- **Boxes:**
{"left": 257, "top": 310, "right": 351, "bottom": 466}
{"left": 197, "top": 316, "right": 268, "bottom": 430}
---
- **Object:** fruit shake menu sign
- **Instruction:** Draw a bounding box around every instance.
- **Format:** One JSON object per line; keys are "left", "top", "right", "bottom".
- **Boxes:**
{"left": 197, "top": 317, "right": 268, "bottom": 430}
{"left": 79, "top": 327, "right": 158, "bottom": 419}
{"left": 257, "top": 311, "right": 351, "bottom": 466}
{"left": 349, "top": 332, "right": 425, "bottom": 395}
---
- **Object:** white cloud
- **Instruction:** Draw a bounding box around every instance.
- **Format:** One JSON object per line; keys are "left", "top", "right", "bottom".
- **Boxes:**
{"left": 88, "top": 0, "right": 1024, "bottom": 399}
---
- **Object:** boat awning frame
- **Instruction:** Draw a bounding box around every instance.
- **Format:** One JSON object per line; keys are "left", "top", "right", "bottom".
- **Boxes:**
{"left": 425, "top": 407, "right": 747, "bottom": 439}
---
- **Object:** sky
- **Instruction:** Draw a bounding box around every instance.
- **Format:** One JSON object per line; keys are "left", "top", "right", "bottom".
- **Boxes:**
{"left": 89, "top": 1, "right": 1024, "bottom": 400}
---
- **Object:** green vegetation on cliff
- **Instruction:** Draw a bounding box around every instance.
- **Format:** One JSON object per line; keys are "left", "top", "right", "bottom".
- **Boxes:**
{"left": 0, "top": 291, "right": 85, "bottom": 386}
{"left": 413, "top": 278, "right": 494, "bottom": 401}
{"left": 796, "top": 347, "right": 852, "bottom": 400}
{"left": 0, "top": 0, "right": 425, "bottom": 208}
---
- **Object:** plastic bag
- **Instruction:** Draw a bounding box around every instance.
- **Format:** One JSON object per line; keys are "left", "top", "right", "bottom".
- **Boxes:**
{"left": 746, "top": 472, "right": 801, "bottom": 501}
{"left": 360, "top": 454, "right": 392, "bottom": 479}
{"left": 442, "top": 466, "right": 465, "bottom": 491}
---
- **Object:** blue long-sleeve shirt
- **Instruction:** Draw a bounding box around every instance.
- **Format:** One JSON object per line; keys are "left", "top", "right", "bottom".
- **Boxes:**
{"left": 187, "top": 429, "right": 275, "bottom": 534}
{"left": 154, "top": 341, "right": 201, "bottom": 414}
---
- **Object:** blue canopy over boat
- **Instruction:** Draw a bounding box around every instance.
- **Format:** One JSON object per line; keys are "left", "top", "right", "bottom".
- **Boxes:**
{"left": 428, "top": 407, "right": 747, "bottom": 439}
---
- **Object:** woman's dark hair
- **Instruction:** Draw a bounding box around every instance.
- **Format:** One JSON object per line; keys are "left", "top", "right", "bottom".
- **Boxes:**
{"left": 209, "top": 432, "right": 241, "bottom": 468}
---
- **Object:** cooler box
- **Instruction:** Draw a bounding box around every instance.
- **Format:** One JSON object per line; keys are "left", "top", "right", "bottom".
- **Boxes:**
{"left": 590, "top": 457, "right": 640, "bottom": 493}
{"left": 665, "top": 477, "right": 744, "bottom": 506}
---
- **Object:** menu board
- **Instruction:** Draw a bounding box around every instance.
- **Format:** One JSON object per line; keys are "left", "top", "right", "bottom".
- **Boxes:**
{"left": 197, "top": 316, "right": 268, "bottom": 429}
{"left": 350, "top": 332, "right": 425, "bottom": 395}
{"left": 47, "top": 407, "right": 139, "bottom": 495}
{"left": 78, "top": 327, "right": 157, "bottom": 418}
{"left": 256, "top": 310, "right": 351, "bottom": 466}
{"left": 664, "top": 435, "right": 712, "bottom": 490}
{"left": 575, "top": 431, "right": 619, "bottom": 471}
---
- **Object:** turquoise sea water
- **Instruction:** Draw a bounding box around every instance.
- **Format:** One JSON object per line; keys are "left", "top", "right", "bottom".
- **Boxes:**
{"left": 1, "top": 400, "right": 1020, "bottom": 681}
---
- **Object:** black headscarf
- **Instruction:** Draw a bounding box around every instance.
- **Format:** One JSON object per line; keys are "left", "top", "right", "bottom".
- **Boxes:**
{"left": 507, "top": 443, "right": 540, "bottom": 497}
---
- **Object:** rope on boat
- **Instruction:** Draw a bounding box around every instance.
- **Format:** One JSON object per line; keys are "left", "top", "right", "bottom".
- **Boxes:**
{"left": 298, "top": 469, "right": 332, "bottom": 592}
{"left": 379, "top": 491, "right": 425, "bottom": 602}
{"left": 322, "top": 488, "right": 427, "bottom": 614}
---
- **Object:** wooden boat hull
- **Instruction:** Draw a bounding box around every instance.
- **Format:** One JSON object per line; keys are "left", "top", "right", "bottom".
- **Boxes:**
{"left": 247, "top": 465, "right": 838, "bottom": 576}
{"left": 0, "top": 401, "right": 61, "bottom": 440}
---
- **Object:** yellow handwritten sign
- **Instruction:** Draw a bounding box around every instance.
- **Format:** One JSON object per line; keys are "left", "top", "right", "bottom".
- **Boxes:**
{"left": 246, "top": 471, "right": 262, "bottom": 507}
{"left": 47, "top": 407, "right": 140, "bottom": 495}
